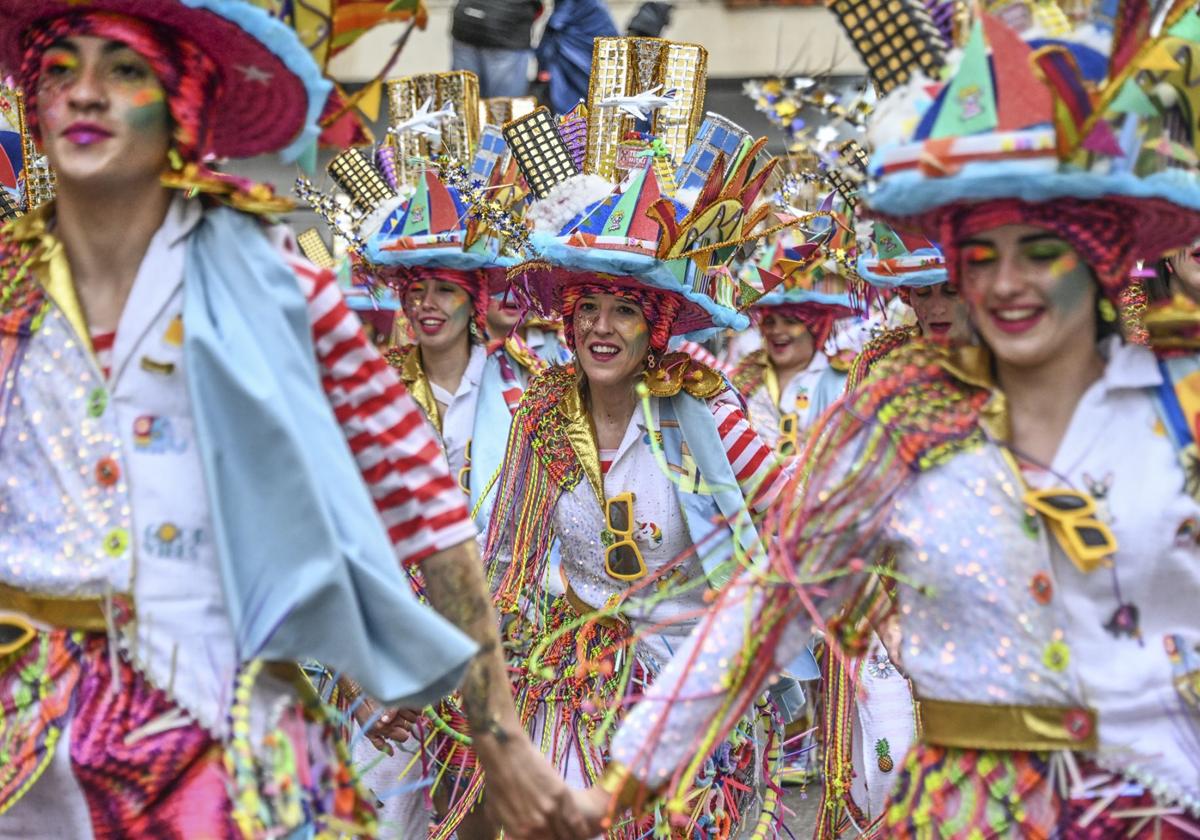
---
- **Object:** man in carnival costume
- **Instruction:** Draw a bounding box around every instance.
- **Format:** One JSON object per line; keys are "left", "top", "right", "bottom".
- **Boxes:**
{"left": 567, "top": 2, "right": 1200, "bottom": 837}
{"left": 0, "top": 3, "right": 585, "bottom": 838}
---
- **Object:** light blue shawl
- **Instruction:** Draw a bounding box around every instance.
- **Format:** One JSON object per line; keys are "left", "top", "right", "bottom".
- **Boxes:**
{"left": 184, "top": 207, "right": 477, "bottom": 706}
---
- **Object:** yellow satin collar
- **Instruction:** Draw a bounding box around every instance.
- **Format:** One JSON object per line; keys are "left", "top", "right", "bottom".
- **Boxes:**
{"left": 391, "top": 344, "right": 441, "bottom": 434}
{"left": 556, "top": 375, "right": 604, "bottom": 505}
{"left": 10, "top": 203, "right": 91, "bottom": 351}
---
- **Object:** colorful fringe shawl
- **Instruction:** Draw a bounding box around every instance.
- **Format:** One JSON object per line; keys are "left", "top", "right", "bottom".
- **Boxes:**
{"left": 483, "top": 364, "right": 584, "bottom": 610}
{"left": 730, "top": 349, "right": 769, "bottom": 400}
{"left": 846, "top": 325, "right": 921, "bottom": 391}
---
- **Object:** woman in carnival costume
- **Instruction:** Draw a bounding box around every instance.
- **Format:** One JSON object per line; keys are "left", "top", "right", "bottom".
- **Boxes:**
{"left": 0, "top": 5, "right": 583, "bottom": 837}
{"left": 325, "top": 78, "right": 533, "bottom": 534}
{"left": 732, "top": 211, "right": 860, "bottom": 455}
{"left": 432, "top": 38, "right": 806, "bottom": 838}
{"left": 848, "top": 223, "right": 971, "bottom": 388}
{"left": 303, "top": 81, "right": 560, "bottom": 835}
{"left": 570, "top": 4, "right": 1200, "bottom": 837}
{"left": 486, "top": 269, "right": 572, "bottom": 375}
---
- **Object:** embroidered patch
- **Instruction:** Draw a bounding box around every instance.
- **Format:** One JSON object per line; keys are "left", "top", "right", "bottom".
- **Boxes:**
{"left": 633, "top": 519, "right": 663, "bottom": 550}
{"left": 1166, "top": 635, "right": 1200, "bottom": 710}
{"left": 162, "top": 315, "right": 183, "bottom": 347}
{"left": 139, "top": 357, "right": 176, "bottom": 376}
{"left": 132, "top": 415, "right": 188, "bottom": 454}
{"left": 142, "top": 523, "right": 206, "bottom": 560}
{"left": 866, "top": 651, "right": 897, "bottom": 680}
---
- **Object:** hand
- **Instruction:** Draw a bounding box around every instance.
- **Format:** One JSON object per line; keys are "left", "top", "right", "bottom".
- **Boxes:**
{"left": 570, "top": 785, "right": 614, "bottom": 837}
{"left": 352, "top": 700, "right": 420, "bottom": 754}
{"left": 478, "top": 740, "right": 594, "bottom": 839}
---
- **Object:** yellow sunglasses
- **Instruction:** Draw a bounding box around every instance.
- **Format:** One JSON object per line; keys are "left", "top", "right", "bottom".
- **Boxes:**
{"left": 1022, "top": 488, "right": 1117, "bottom": 573}
{"left": 0, "top": 613, "right": 35, "bottom": 657}
{"left": 777, "top": 413, "right": 799, "bottom": 456}
{"left": 458, "top": 439, "right": 472, "bottom": 495}
{"left": 604, "top": 491, "right": 647, "bottom": 581}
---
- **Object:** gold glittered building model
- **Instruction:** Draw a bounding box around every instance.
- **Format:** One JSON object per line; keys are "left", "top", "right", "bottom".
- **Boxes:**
{"left": 502, "top": 107, "right": 578, "bottom": 198}
{"left": 385, "top": 71, "right": 481, "bottom": 186}
{"left": 585, "top": 37, "right": 707, "bottom": 180}
{"left": 296, "top": 227, "right": 338, "bottom": 270}
{"left": 480, "top": 96, "right": 537, "bottom": 127}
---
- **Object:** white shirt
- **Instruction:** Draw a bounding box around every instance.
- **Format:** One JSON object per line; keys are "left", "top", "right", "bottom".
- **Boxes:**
{"left": 431, "top": 343, "right": 487, "bottom": 480}
{"left": 746, "top": 353, "right": 832, "bottom": 450}
{"left": 555, "top": 399, "right": 708, "bottom": 668}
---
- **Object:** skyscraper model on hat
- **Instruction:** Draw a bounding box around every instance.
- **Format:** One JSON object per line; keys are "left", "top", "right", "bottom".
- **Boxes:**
{"left": 568, "top": 2, "right": 1200, "bottom": 837}
{"left": 0, "top": 3, "right": 585, "bottom": 838}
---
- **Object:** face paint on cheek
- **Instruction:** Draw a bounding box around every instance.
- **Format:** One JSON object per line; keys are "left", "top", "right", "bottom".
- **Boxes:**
{"left": 445, "top": 295, "right": 471, "bottom": 328}
{"left": 1044, "top": 255, "right": 1093, "bottom": 316}
{"left": 575, "top": 313, "right": 598, "bottom": 338}
{"left": 626, "top": 319, "right": 650, "bottom": 362}
{"left": 126, "top": 87, "right": 168, "bottom": 131}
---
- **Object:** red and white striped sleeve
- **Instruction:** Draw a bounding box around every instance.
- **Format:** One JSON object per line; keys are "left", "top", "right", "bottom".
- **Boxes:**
{"left": 676, "top": 338, "right": 733, "bottom": 375}
{"left": 709, "top": 391, "right": 794, "bottom": 514}
{"left": 288, "top": 254, "right": 477, "bottom": 566}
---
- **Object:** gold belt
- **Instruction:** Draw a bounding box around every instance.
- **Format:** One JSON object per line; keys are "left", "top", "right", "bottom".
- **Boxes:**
{"left": 0, "top": 581, "right": 112, "bottom": 632}
{"left": 562, "top": 584, "right": 628, "bottom": 632}
{"left": 917, "top": 696, "right": 1098, "bottom": 752}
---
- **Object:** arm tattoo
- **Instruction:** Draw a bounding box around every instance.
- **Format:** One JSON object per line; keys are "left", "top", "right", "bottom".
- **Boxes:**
{"left": 423, "top": 547, "right": 515, "bottom": 743}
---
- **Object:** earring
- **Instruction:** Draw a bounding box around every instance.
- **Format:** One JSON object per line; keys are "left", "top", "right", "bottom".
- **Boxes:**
{"left": 167, "top": 147, "right": 185, "bottom": 172}
{"left": 469, "top": 319, "right": 482, "bottom": 342}
{"left": 1098, "top": 299, "right": 1117, "bottom": 323}
{"left": 646, "top": 349, "right": 658, "bottom": 369}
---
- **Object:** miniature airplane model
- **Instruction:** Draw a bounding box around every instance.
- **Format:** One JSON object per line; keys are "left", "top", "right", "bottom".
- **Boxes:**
{"left": 390, "top": 96, "right": 456, "bottom": 140}
{"left": 598, "top": 85, "right": 679, "bottom": 121}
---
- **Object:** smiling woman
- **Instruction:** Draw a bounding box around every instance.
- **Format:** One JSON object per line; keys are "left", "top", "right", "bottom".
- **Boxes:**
{"left": 35, "top": 36, "right": 172, "bottom": 189}
{"left": 0, "top": 3, "right": 565, "bottom": 840}
{"left": 589, "top": 6, "right": 1200, "bottom": 838}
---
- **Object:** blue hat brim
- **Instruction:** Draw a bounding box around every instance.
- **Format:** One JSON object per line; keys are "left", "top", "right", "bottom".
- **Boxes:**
{"left": 755, "top": 290, "right": 856, "bottom": 309}
{"left": 364, "top": 239, "right": 520, "bottom": 272}
{"left": 866, "top": 160, "right": 1200, "bottom": 259}
{"left": 528, "top": 233, "right": 750, "bottom": 336}
{"left": 855, "top": 255, "right": 948, "bottom": 289}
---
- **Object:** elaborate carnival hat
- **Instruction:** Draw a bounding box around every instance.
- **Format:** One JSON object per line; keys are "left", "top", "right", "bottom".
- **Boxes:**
{"left": 505, "top": 37, "right": 804, "bottom": 341}
{"left": 0, "top": 0, "right": 330, "bottom": 162}
{"left": 743, "top": 197, "right": 861, "bottom": 352}
{"left": 855, "top": 221, "right": 948, "bottom": 290}
{"left": 859, "top": 0, "right": 1200, "bottom": 266}
{"left": 297, "top": 71, "right": 529, "bottom": 333}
